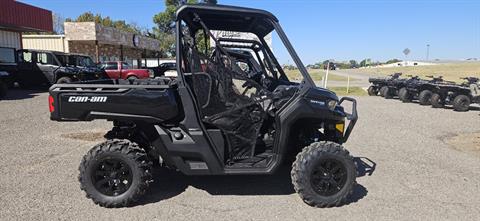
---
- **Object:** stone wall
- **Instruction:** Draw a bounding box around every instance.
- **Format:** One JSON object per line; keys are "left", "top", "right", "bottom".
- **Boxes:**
{"left": 64, "top": 22, "right": 160, "bottom": 51}
{"left": 68, "top": 41, "right": 143, "bottom": 64}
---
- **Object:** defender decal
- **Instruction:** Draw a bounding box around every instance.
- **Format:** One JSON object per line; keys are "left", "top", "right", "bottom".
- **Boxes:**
{"left": 68, "top": 96, "right": 108, "bottom": 103}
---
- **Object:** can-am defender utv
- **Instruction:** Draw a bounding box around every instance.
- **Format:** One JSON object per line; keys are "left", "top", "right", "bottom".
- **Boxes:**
{"left": 367, "top": 73, "right": 402, "bottom": 96}
{"left": 49, "top": 4, "right": 358, "bottom": 208}
{"left": 430, "top": 77, "right": 480, "bottom": 111}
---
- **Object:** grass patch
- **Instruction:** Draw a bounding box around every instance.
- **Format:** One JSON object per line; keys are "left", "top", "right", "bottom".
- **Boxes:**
{"left": 284, "top": 69, "right": 348, "bottom": 82}
{"left": 345, "top": 62, "right": 480, "bottom": 82}
{"left": 328, "top": 87, "right": 367, "bottom": 96}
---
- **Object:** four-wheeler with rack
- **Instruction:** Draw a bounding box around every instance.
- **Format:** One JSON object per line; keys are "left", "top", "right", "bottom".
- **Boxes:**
{"left": 430, "top": 77, "right": 480, "bottom": 111}
{"left": 398, "top": 75, "right": 452, "bottom": 105}
{"left": 49, "top": 4, "right": 359, "bottom": 208}
{"left": 367, "top": 72, "right": 402, "bottom": 96}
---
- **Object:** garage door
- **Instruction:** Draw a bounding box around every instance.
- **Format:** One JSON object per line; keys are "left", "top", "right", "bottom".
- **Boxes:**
{"left": 0, "top": 30, "right": 21, "bottom": 49}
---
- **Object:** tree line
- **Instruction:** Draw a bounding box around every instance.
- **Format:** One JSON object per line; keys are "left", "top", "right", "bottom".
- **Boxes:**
{"left": 306, "top": 58, "right": 402, "bottom": 69}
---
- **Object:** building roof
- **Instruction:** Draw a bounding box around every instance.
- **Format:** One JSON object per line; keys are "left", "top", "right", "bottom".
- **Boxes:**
{"left": 0, "top": 0, "right": 53, "bottom": 32}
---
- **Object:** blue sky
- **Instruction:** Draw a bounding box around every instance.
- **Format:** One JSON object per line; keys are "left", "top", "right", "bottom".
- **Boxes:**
{"left": 21, "top": 0, "right": 480, "bottom": 64}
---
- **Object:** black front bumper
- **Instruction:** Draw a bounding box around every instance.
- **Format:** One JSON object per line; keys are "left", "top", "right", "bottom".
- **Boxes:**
{"left": 338, "top": 97, "right": 358, "bottom": 143}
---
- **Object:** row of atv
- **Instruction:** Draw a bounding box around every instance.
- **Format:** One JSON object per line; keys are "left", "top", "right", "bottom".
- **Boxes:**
{"left": 368, "top": 73, "right": 480, "bottom": 112}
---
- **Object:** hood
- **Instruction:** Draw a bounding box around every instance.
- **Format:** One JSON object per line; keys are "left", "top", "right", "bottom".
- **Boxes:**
{"left": 305, "top": 86, "right": 339, "bottom": 102}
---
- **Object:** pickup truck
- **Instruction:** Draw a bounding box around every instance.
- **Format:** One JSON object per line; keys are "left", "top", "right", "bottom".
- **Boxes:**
{"left": 99, "top": 61, "right": 153, "bottom": 80}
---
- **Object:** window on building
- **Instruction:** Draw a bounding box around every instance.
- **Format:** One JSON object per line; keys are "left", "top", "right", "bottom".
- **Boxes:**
{"left": 0, "top": 47, "right": 16, "bottom": 64}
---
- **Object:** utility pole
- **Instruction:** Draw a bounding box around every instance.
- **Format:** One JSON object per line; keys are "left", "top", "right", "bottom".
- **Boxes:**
{"left": 426, "top": 44, "right": 430, "bottom": 61}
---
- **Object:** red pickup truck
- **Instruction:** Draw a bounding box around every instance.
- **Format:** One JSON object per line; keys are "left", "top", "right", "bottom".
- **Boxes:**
{"left": 99, "top": 61, "right": 153, "bottom": 79}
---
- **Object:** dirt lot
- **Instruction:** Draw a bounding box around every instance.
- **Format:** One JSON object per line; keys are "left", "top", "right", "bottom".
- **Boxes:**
{"left": 1, "top": 89, "right": 480, "bottom": 220}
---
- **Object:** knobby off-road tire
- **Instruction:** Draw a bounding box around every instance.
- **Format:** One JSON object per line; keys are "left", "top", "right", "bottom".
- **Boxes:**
{"left": 367, "top": 86, "right": 377, "bottom": 96}
{"left": 398, "top": 87, "right": 410, "bottom": 103}
{"left": 418, "top": 90, "right": 433, "bottom": 105}
{"left": 379, "top": 86, "right": 388, "bottom": 97}
{"left": 0, "top": 81, "right": 7, "bottom": 99}
{"left": 430, "top": 93, "right": 444, "bottom": 108}
{"left": 79, "top": 139, "right": 152, "bottom": 208}
{"left": 56, "top": 76, "right": 72, "bottom": 84}
{"left": 452, "top": 95, "right": 470, "bottom": 112}
{"left": 383, "top": 88, "right": 393, "bottom": 99}
{"left": 291, "top": 141, "right": 356, "bottom": 207}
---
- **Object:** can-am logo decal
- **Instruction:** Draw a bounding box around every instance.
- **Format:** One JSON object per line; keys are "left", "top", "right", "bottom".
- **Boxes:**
{"left": 67, "top": 96, "right": 107, "bottom": 103}
{"left": 309, "top": 100, "right": 325, "bottom": 106}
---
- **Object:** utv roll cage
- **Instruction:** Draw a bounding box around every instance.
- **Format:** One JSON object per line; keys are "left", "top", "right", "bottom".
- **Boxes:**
{"left": 175, "top": 4, "right": 315, "bottom": 87}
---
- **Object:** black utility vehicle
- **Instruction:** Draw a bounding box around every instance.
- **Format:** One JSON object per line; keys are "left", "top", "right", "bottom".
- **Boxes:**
{"left": 367, "top": 73, "right": 402, "bottom": 96}
{"left": 49, "top": 4, "right": 359, "bottom": 208}
{"left": 149, "top": 62, "right": 177, "bottom": 77}
{"left": 430, "top": 77, "right": 480, "bottom": 111}
{"left": 398, "top": 75, "right": 451, "bottom": 105}
{"left": 15, "top": 49, "right": 105, "bottom": 87}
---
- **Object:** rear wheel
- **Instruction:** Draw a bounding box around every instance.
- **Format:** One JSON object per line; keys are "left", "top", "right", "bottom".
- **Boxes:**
{"left": 430, "top": 93, "right": 444, "bottom": 108}
{"left": 291, "top": 141, "right": 356, "bottom": 207}
{"left": 398, "top": 87, "right": 411, "bottom": 103}
{"left": 0, "top": 81, "right": 7, "bottom": 99}
{"left": 379, "top": 86, "right": 388, "bottom": 97}
{"left": 127, "top": 76, "right": 138, "bottom": 81}
{"left": 367, "top": 86, "right": 377, "bottom": 96}
{"left": 79, "top": 139, "right": 152, "bottom": 207}
{"left": 452, "top": 95, "right": 470, "bottom": 112}
{"left": 418, "top": 90, "right": 433, "bottom": 105}
{"left": 56, "top": 76, "right": 72, "bottom": 84}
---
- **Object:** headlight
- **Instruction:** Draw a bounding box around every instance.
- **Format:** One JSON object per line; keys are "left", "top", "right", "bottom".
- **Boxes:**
{"left": 148, "top": 70, "right": 154, "bottom": 78}
{"left": 327, "top": 100, "right": 337, "bottom": 110}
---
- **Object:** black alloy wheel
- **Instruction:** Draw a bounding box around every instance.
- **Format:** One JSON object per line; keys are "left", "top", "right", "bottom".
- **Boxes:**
{"left": 92, "top": 158, "right": 133, "bottom": 196}
{"left": 310, "top": 159, "right": 348, "bottom": 196}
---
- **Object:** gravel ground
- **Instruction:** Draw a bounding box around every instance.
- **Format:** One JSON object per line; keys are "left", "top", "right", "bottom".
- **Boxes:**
{"left": 1, "top": 89, "right": 479, "bottom": 220}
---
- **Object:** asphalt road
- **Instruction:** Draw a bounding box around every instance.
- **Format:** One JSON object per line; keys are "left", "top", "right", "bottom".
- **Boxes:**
{"left": 1, "top": 89, "right": 479, "bottom": 220}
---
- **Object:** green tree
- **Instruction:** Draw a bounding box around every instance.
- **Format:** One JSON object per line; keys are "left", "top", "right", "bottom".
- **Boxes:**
{"left": 385, "top": 58, "right": 401, "bottom": 64}
{"left": 349, "top": 60, "right": 358, "bottom": 68}
{"left": 67, "top": 12, "right": 143, "bottom": 35}
{"left": 152, "top": 0, "right": 217, "bottom": 56}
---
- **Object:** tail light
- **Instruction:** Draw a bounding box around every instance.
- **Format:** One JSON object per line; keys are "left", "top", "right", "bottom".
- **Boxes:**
{"left": 48, "top": 95, "right": 54, "bottom": 113}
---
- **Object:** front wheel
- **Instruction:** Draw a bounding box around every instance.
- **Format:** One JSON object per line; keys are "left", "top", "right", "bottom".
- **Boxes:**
{"left": 430, "top": 93, "right": 444, "bottom": 108}
{"left": 79, "top": 139, "right": 152, "bottom": 207}
{"left": 291, "top": 141, "right": 356, "bottom": 207}
{"left": 418, "top": 90, "right": 433, "bottom": 105}
{"left": 452, "top": 95, "right": 470, "bottom": 112}
{"left": 398, "top": 87, "right": 411, "bottom": 103}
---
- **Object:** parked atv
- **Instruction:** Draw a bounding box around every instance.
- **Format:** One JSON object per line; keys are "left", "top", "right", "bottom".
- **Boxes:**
{"left": 49, "top": 4, "right": 359, "bottom": 208}
{"left": 398, "top": 75, "right": 450, "bottom": 105}
{"left": 430, "top": 77, "right": 480, "bottom": 111}
{"left": 367, "top": 72, "right": 402, "bottom": 96}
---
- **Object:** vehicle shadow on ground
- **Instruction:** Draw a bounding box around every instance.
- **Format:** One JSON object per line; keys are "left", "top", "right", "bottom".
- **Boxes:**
{"left": 1, "top": 88, "right": 47, "bottom": 100}
{"left": 136, "top": 158, "right": 375, "bottom": 207}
